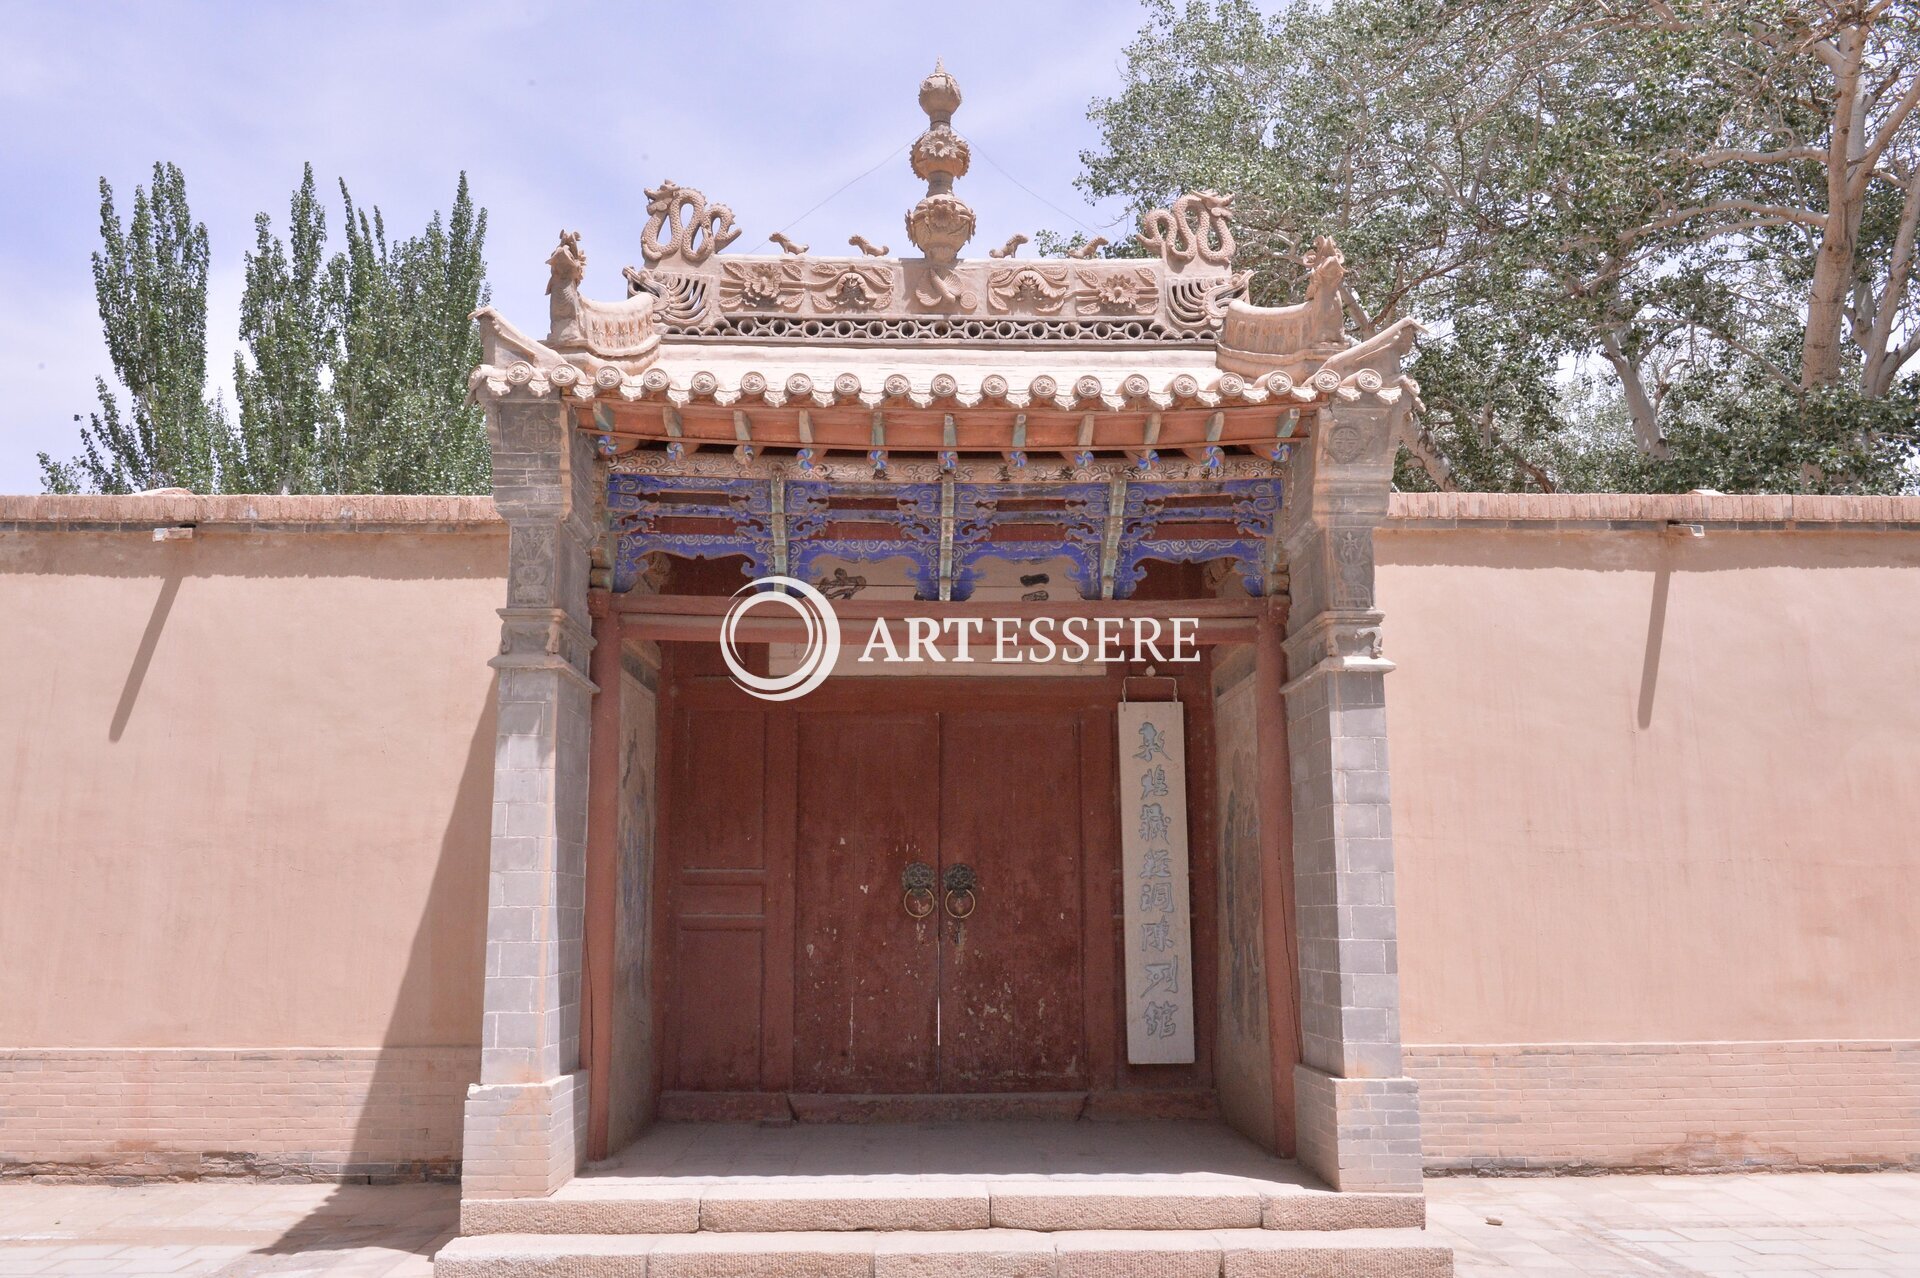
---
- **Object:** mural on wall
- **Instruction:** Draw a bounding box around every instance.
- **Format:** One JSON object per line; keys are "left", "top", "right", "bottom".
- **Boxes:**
{"left": 1213, "top": 668, "right": 1273, "bottom": 1136}
{"left": 609, "top": 656, "right": 658, "bottom": 1148}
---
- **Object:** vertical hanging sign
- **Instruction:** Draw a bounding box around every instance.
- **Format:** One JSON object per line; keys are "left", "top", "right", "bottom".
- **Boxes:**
{"left": 1119, "top": 698, "right": 1196, "bottom": 1064}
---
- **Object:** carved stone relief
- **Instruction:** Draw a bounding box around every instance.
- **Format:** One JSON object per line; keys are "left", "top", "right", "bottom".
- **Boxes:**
{"left": 809, "top": 263, "right": 896, "bottom": 311}
{"left": 986, "top": 264, "right": 1071, "bottom": 315}
{"left": 1074, "top": 266, "right": 1157, "bottom": 315}
{"left": 1330, "top": 528, "right": 1373, "bottom": 609}
{"left": 508, "top": 525, "right": 557, "bottom": 605}
{"left": 719, "top": 260, "right": 804, "bottom": 312}
{"left": 1326, "top": 423, "right": 1366, "bottom": 465}
{"left": 497, "top": 403, "right": 559, "bottom": 452}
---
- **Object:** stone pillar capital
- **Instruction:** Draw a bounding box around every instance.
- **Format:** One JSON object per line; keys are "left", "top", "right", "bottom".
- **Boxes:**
{"left": 491, "top": 606, "right": 597, "bottom": 692}
{"left": 1281, "top": 609, "right": 1395, "bottom": 691}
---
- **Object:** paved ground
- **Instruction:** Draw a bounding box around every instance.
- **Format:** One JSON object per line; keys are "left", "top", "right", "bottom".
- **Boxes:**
{"left": 0, "top": 1182, "right": 453, "bottom": 1276}
{"left": 0, "top": 1172, "right": 1916, "bottom": 1275}
{"left": 1427, "top": 1172, "right": 1920, "bottom": 1275}
{"left": 582, "top": 1117, "right": 1324, "bottom": 1181}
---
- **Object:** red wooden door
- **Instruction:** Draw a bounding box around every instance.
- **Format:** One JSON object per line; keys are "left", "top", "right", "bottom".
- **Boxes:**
{"left": 792, "top": 712, "right": 941, "bottom": 1092}
{"left": 936, "top": 711, "right": 1088, "bottom": 1091}
{"left": 664, "top": 676, "right": 1113, "bottom": 1100}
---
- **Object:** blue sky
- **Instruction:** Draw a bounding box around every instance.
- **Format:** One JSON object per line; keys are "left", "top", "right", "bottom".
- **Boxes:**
{"left": 0, "top": 0, "right": 1156, "bottom": 492}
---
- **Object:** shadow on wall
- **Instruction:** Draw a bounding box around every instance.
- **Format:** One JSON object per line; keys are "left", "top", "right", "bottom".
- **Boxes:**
{"left": 248, "top": 689, "right": 495, "bottom": 1264}
{"left": 109, "top": 568, "right": 183, "bottom": 742}
{"left": 1639, "top": 560, "right": 1670, "bottom": 731}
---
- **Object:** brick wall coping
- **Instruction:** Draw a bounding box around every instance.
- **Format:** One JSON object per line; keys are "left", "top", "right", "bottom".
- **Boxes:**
{"left": 1388, "top": 491, "right": 1920, "bottom": 529}
{"left": 0, "top": 493, "right": 502, "bottom": 532}
{"left": 4, "top": 490, "right": 1917, "bottom": 533}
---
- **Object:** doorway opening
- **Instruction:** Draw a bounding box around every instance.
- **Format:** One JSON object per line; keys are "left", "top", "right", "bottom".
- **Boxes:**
{"left": 651, "top": 642, "right": 1221, "bottom": 1123}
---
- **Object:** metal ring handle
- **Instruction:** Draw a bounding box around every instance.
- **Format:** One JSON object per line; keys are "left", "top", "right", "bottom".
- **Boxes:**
{"left": 943, "top": 887, "right": 977, "bottom": 919}
{"left": 902, "top": 861, "right": 936, "bottom": 919}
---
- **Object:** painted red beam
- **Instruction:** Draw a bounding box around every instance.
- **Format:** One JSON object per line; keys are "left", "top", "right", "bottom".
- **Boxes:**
{"left": 616, "top": 593, "right": 1265, "bottom": 643}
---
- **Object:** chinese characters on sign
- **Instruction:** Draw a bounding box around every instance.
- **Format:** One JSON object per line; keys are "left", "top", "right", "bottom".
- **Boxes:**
{"left": 1119, "top": 700, "right": 1196, "bottom": 1063}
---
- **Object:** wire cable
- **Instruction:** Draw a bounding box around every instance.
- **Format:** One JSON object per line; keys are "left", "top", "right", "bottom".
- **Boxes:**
{"left": 971, "top": 142, "right": 1132, "bottom": 237}
{"left": 745, "top": 138, "right": 915, "bottom": 255}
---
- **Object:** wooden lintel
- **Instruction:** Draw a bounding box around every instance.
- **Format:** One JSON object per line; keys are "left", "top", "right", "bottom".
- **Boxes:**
{"left": 616, "top": 594, "right": 1264, "bottom": 619}
{"left": 615, "top": 593, "right": 1262, "bottom": 646}
{"left": 624, "top": 613, "right": 1258, "bottom": 646}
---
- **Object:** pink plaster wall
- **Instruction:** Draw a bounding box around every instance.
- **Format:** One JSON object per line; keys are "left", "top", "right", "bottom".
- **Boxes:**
{"left": 1379, "top": 524, "right": 1920, "bottom": 1046}
{"left": 1379, "top": 514, "right": 1920, "bottom": 1169}
{"left": 0, "top": 522, "right": 507, "bottom": 1052}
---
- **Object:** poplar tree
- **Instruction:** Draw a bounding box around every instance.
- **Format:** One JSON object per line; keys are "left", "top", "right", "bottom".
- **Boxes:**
{"left": 321, "top": 175, "right": 491, "bottom": 494}
{"left": 39, "top": 163, "right": 222, "bottom": 493}
{"left": 225, "top": 164, "right": 331, "bottom": 493}
{"left": 41, "top": 165, "right": 491, "bottom": 495}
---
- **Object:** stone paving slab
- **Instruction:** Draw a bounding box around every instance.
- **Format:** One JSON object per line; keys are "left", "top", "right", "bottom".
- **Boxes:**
{"left": 1425, "top": 1171, "right": 1920, "bottom": 1275}
{"left": 1, "top": 1171, "right": 1917, "bottom": 1274}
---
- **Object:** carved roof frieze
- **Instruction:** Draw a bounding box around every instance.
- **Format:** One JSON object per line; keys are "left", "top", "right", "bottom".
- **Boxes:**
{"left": 625, "top": 254, "right": 1248, "bottom": 343}
{"left": 471, "top": 355, "right": 1366, "bottom": 413}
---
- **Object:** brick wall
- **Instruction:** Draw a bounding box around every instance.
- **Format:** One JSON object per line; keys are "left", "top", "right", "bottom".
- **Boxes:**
{"left": 1408, "top": 1041, "right": 1920, "bottom": 1173}
{"left": 0, "top": 1048, "right": 478, "bottom": 1181}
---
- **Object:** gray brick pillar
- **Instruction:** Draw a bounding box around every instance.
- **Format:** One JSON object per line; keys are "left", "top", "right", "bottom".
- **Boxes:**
{"left": 461, "top": 396, "right": 600, "bottom": 1197}
{"left": 1278, "top": 391, "right": 1423, "bottom": 1193}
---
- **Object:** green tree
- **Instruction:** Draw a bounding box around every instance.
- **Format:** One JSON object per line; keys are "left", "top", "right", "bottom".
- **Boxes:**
{"left": 321, "top": 174, "right": 490, "bottom": 494}
{"left": 43, "top": 165, "right": 491, "bottom": 495}
{"left": 225, "top": 163, "right": 331, "bottom": 493}
{"left": 40, "top": 163, "right": 222, "bottom": 493}
{"left": 1076, "top": 0, "right": 1920, "bottom": 492}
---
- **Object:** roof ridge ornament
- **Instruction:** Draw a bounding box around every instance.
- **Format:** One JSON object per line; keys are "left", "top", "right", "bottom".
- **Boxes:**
{"left": 905, "top": 59, "right": 976, "bottom": 272}
{"left": 1139, "top": 191, "right": 1236, "bottom": 274}
{"left": 641, "top": 180, "right": 742, "bottom": 268}
{"left": 546, "top": 229, "right": 587, "bottom": 347}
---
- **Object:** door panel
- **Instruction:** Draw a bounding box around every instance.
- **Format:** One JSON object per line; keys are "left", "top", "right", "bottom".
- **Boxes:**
{"left": 936, "top": 711, "right": 1088, "bottom": 1091}
{"left": 664, "top": 706, "right": 772, "bottom": 1091}
{"left": 792, "top": 713, "right": 941, "bottom": 1092}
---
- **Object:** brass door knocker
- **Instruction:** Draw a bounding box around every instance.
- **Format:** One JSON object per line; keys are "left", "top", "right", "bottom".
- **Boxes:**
{"left": 942, "top": 863, "right": 978, "bottom": 919}
{"left": 902, "top": 861, "right": 936, "bottom": 918}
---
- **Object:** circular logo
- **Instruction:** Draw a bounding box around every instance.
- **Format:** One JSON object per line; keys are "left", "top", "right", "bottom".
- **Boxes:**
{"left": 720, "top": 576, "right": 841, "bottom": 702}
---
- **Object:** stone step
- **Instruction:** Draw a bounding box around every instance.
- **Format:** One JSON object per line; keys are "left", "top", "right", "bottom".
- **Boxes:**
{"left": 461, "top": 1178, "right": 1424, "bottom": 1236}
{"left": 436, "top": 1227, "right": 1453, "bottom": 1277}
